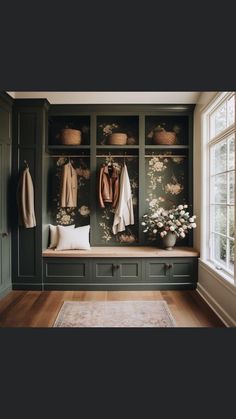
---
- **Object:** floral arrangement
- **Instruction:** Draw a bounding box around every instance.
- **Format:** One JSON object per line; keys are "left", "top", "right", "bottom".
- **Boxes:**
{"left": 141, "top": 203, "right": 197, "bottom": 239}
{"left": 99, "top": 123, "right": 119, "bottom": 136}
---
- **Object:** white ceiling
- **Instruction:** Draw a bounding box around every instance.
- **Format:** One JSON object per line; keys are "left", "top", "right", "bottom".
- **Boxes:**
{"left": 7, "top": 91, "right": 201, "bottom": 104}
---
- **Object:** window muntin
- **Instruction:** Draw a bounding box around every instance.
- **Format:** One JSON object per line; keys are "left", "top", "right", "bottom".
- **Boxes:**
{"left": 207, "top": 93, "right": 235, "bottom": 278}
{"left": 210, "top": 95, "right": 235, "bottom": 139}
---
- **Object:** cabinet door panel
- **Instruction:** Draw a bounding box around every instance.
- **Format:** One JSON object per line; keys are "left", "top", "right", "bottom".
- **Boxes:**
{"left": 0, "top": 104, "right": 12, "bottom": 296}
{"left": 120, "top": 263, "right": 138, "bottom": 277}
{"left": 93, "top": 260, "right": 117, "bottom": 283}
{"left": 171, "top": 258, "right": 196, "bottom": 283}
{"left": 96, "top": 263, "right": 114, "bottom": 277}
{"left": 119, "top": 260, "right": 142, "bottom": 282}
{"left": 44, "top": 259, "right": 89, "bottom": 283}
{"left": 146, "top": 260, "right": 169, "bottom": 283}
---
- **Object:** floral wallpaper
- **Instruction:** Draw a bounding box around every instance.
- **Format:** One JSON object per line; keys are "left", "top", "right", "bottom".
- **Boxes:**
{"left": 144, "top": 152, "right": 189, "bottom": 243}
{"left": 51, "top": 157, "right": 91, "bottom": 226}
{"left": 49, "top": 151, "right": 189, "bottom": 246}
{"left": 96, "top": 155, "right": 139, "bottom": 244}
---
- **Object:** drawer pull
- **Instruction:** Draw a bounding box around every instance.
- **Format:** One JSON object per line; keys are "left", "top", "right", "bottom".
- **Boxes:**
{"left": 165, "top": 263, "right": 173, "bottom": 270}
{"left": 113, "top": 264, "right": 120, "bottom": 270}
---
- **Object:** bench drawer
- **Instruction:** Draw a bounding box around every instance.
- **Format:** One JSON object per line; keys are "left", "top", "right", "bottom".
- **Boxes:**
{"left": 43, "top": 258, "right": 90, "bottom": 283}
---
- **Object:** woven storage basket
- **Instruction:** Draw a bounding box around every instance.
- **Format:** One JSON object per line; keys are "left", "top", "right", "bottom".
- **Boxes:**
{"left": 108, "top": 133, "right": 127, "bottom": 145}
{"left": 58, "top": 128, "right": 82, "bottom": 145}
{"left": 153, "top": 129, "right": 176, "bottom": 145}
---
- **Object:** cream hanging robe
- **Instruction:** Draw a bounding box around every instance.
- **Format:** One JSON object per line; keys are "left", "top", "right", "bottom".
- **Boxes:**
{"left": 17, "top": 167, "right": 36, "bottom": 228}
{"left": 112, "top": 164, "right": 134, "bottom": 234}
{"left": 60, "top": 162, "right": 78, "bottom": 208}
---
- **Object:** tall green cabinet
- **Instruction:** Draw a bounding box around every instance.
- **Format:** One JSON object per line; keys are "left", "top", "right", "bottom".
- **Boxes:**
{"left": 11, "top": 99, "right": 49, "bottom": 290}
{"left": 0, "top": 93, "right": 13, "bottom": 299}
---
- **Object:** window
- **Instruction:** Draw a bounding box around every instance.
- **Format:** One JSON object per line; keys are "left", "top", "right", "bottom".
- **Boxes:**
{"left": 203, "top": 92, "right": 235, "bottom": 282}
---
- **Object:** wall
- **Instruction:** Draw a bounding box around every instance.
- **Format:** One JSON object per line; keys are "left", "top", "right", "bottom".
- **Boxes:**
{"left": 194, "top": 92, "right": 236, "bottom": 326}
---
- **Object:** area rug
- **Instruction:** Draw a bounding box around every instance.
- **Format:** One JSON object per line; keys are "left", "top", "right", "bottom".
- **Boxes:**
{"left": 53, "top": 300, "right": 176, "bottom": 327}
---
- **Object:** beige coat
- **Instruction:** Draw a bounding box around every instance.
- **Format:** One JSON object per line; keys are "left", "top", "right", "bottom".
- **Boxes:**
{"left": 112, "top": 164, "right": 134, "bottom": 234}
{"left": 60, "top": 162, "right": 78, "bottom": 208}
{"left": 17, "top": 167, "right": 36, "bottom": 228}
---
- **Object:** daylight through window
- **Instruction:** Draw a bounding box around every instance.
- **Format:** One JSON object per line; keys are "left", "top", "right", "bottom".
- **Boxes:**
{"left": 207, "top": 93, "right": 235, "bottom": 277}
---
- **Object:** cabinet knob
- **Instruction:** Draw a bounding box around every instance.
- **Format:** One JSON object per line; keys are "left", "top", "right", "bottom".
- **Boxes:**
{"left": 164, "top": 263, "right": 173, "bottom": 270}
{"left": 2, "top": 232, "right": 8, "bottom": 237}
{"left": 113, "top": 264, "right": 120, "bottom": 270}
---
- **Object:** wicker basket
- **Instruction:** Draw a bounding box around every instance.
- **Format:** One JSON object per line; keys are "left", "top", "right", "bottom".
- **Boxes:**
{"left": 153, "top": 129, "right": 176, "bottom": 145}
{"left": 108, "top": 133, "right": 127, "bottom": 145}
{"left": 57, "top": 128, "right": 82, "bottom": 145}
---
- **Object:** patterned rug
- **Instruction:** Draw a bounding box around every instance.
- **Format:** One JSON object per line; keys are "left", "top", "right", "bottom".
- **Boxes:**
{"left": 53, "top": 300, "right": 176, "bottom": 327}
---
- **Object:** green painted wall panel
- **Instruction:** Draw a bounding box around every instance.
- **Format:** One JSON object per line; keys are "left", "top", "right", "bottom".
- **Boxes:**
{"left": 0, "top": 94, "right": 12, "bottom": 298}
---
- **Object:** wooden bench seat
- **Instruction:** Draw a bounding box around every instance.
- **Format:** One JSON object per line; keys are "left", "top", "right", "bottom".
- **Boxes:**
{"left": 42, "top": 246, "right": 199, "bottom": 258}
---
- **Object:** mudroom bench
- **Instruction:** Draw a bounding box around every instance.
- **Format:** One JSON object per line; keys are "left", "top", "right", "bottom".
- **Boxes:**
{"left": 42, "top": 247, "right": 199, "bottom": 291}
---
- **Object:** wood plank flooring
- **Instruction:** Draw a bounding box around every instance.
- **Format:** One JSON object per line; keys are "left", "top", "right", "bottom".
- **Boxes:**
{"left": 0, "top": 290, "right": 225, "bottom": 327}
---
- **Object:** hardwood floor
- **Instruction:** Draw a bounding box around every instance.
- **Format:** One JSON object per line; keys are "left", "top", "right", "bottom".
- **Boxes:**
{"left": 0, "top": 290, "right": 225, "bottom": 327}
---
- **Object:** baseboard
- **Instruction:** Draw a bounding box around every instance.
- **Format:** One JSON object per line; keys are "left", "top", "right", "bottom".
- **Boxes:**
{"left": 43, "top": 283, "right": 197, "bottom": 291}
{"left": 0, "top": 284, "right": 12, "bottom": 300}
{"left": 197, "top": 283, "right": 236, "bottom": 327}
{"left": 12, "top": 283, "right": 43, "bottom": 291}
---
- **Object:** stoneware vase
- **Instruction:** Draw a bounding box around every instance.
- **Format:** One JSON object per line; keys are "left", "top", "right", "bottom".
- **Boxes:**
{"left": 162, "top": 232, "right": 177, "bottom": 250}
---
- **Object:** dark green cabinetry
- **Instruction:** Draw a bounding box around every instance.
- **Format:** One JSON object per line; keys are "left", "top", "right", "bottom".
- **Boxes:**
{"left": 44, "top": 258, "right": 90, "bottom": 284}
{"left": 145, "top": 257, "right": 197, "bottom": 287}
{"left": 92, "top": 258, "right": 142, "bottom": 283}
{"left": 10, "top": 102, "right": 197, "bottom": 292}
{"left": 12, "top": 99, "right": 49, "bottom": 290}
{"left": 0, "top": 93, "right": 12, "bottom": 299}
{"left": 43, "top": 256, "right": 197, "bottom": 290}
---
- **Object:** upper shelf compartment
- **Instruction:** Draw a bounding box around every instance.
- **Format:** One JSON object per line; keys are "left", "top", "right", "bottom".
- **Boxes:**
{"left": 48, "top": 115, "right": 91, "bottom": 148}
{"left": 145, "top": 115, "right": 189, "bottom": 146}
{"left": 97, "top": 115, "right": 139, "bottom": 146}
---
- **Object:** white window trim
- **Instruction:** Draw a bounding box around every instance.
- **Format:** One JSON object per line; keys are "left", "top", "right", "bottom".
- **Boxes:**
{"left": 201, "top": 91, "right": 236, "bottom": 285}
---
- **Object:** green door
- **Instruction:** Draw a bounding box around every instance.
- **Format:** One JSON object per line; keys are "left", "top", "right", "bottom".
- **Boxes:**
{"left": 0, "top": 96, "right": 12, "bottom": 298}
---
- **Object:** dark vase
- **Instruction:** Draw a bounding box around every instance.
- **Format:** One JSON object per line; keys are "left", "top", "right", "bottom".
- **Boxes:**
{"left": 162, "top": 231, "right": 177, "bottom": 250}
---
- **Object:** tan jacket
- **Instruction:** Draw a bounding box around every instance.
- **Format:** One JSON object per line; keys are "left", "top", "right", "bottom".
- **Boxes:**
{"left": 17, "top": 168, "right": 36, "bottom": 228}
{"left": 99, "top": 164, "right": 120, "bottom": 208}
{"left": 60, "top": 162, "right": 78, "bottom": 207}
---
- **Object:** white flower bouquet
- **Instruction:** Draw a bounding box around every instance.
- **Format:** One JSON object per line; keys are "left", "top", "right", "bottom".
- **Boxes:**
{"left": 141, "top": 203, "right": 197, "bottom": 239}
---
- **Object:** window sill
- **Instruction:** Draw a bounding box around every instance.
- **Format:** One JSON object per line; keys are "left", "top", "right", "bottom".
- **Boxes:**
{"left": 199, "top": 258, "right": 236, "bottom": 294}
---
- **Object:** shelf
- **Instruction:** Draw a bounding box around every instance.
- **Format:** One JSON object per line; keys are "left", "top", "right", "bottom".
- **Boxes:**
{"left": 145, "top": 145, "right": 189, "bottom": 149}
{"left": 96, "top": 145, "right": 139, "bottom": 149}
{"left": 47, "top": 145, "right": 90, "bottom": 149}
{"left": 46, "top": 145, "right": 90, "bottom": 154}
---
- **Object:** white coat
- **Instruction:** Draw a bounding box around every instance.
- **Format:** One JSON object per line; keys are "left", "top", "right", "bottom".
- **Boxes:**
{"left": 112, "top": 164, "right": 134, "bottom": 234}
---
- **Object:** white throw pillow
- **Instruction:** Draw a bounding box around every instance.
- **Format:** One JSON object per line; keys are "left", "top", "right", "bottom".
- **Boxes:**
{"left": 49, "top": 224, "right": 75, "bottom": 249}
{"left": 56, "top": 225, "right": 91, "bottom": 250}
